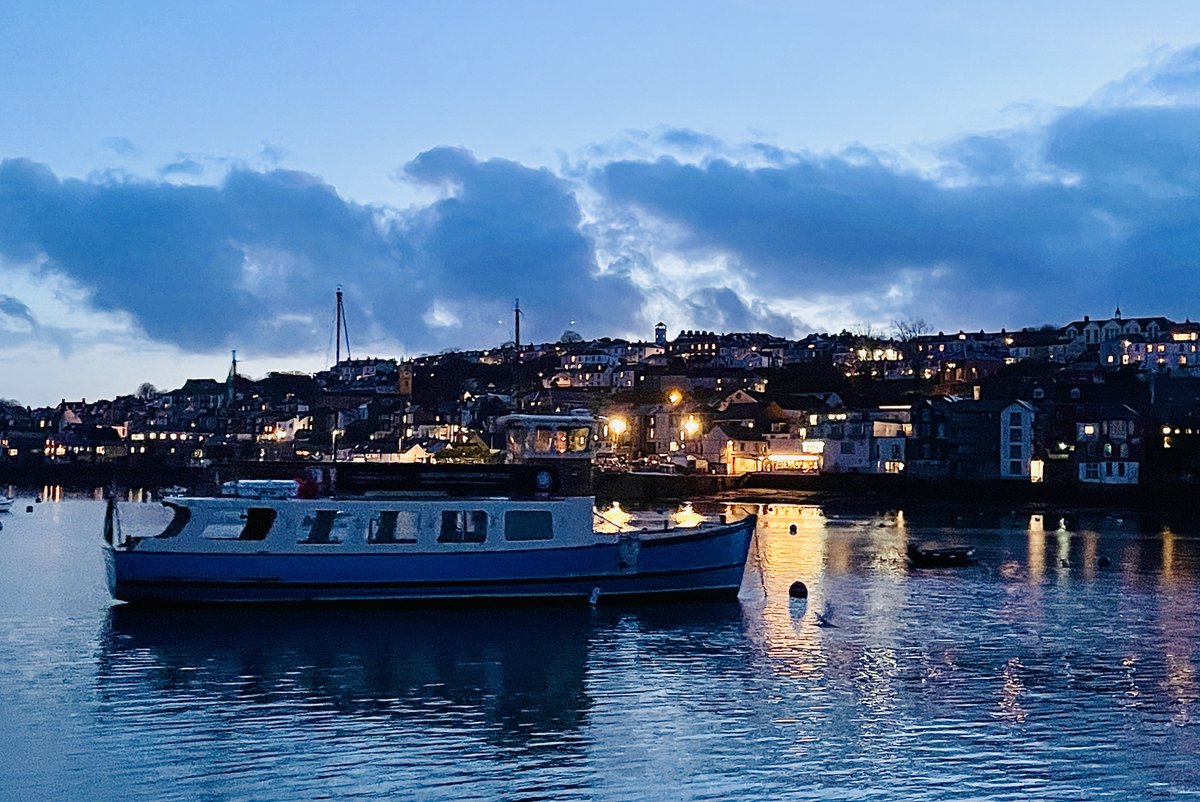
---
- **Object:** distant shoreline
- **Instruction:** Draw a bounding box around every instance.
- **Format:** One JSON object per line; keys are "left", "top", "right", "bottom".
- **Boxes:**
{"left": 5, "top": 463, "right": 1198, "bottom": 516}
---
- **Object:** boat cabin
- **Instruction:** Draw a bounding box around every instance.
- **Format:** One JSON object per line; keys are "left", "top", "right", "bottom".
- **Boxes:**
{"left": 496, "top": 413, "right": 595, "bottom": 497}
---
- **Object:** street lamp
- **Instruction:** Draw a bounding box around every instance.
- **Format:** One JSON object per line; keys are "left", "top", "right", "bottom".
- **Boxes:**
{"left": 608, "top": 416, "right": 628, "bottom": 465}
{"left": 679, "top": 415, "right": 701, "bottom": 468}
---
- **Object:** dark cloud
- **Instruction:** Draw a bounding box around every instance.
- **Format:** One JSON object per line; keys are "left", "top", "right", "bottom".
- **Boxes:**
{"left": 0, "top": 294, "right": 35, "bottom": 332}
{"left": 159, "top": 158, "right": 206, "bottom": 177}
{"left": 260, "top": 142, "right": 285, "bottom": 166}
{"left": 0, "top": 149, "right": 643, "bottom": 355}
{"left": 596, "top": 48, "right": 1200, "bottom": 329}
{"left": 7, "top": 47, "right": 1200, "bottom": 356}
{"left": 102, "top": 137, "right": 139, "bottom": 157}
{"left": 399, "top": 146, "right": 642, "bottom": 341}
{"left": 684, "top": 286, "right": 801, "bottom": 334}
{"left": 658, "top": 128, "right": 724, "bottom": 152}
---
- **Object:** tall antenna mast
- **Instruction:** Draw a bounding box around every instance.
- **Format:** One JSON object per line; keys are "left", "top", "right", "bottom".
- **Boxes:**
{"left": 335, "top": 287, "right": 352, "bottom": 365}
{"left": 226, "top": 349, "right": 237, "bottom": 410}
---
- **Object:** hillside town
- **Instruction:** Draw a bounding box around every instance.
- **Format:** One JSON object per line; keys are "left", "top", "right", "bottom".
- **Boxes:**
{"left": 6, "top": 309, "right": 1200, "bottom": 490}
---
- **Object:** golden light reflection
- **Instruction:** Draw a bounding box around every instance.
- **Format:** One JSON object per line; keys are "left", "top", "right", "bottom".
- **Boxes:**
{"left": 1162, "top": 528, "right": 1176, "bottom": 582}
{"left": 998, "top": 656, "right": 1027, "bottom": 723}
{"left": 671, "top": 502, "right": 706, "bottom": 528}
{"left": 1081, "top": 532, "right": 1097, "bottom": 580}
{"left": 1054, "top": 531, "right": 1070, "bottom": 581}
{"left": 744, "top": 503, "right": 832, "bottom": 678}
{"left": 1027, "top": 528, "right": 1045, "bottom": 584}
{"left": 593, "top": 501, "right": 634, "bottom": 533}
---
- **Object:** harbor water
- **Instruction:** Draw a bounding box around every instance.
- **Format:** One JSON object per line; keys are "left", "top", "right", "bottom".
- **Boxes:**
{"left": 1, "top": 493, "right": 1198, "bottom": 800}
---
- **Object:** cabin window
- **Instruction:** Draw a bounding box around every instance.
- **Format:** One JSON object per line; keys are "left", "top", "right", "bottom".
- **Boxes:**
{"left": 202, "top": 509, "right": 256, "bottom": 540}
{"left": 369, "top": 510, "right": 419, "bottom": 543}
{"left": 239, "top": 508, "right": 276, "bottom": 540}
{"left": 439, "top": 511, "right": 488, "bottom": 543}
{"left": 196, "top": 506, "right": 280, "bottom": 537}
{"left": 505, "top": 510, "right": 554, "bottom": 541}
{"left": 300, "top": 510, "right": 354, "bottom": 544}
{"left": 155, "top": 503, "right": 191, "bottom": 538}
{"left": 506, "top": 425, "right": 528, "bottom": 458}
{"left": 532, "top": 427, "right": 555, "bottom": 453}
{"left": 568, "top": 427, "right": 590, "bottom": 452}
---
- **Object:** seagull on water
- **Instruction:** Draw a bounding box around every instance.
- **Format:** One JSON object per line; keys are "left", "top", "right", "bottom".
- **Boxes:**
{"left": 815, "top": 601, "right": 837, "bottom": 628}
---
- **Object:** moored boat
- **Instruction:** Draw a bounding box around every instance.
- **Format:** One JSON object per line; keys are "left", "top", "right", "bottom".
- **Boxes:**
{"left": 906, "top": 542, "right": 977, "bottom": 568}
{"left": 0, "top": 497, "right": 13, "bottom": 513}
{"left": 103, "top": 413, "right": 756, "bottom": 604}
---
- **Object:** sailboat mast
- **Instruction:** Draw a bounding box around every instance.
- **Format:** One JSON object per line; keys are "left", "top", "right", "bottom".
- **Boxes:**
{"left": 333, "top": 287, "right": 352, "bottom": 366}
{"left": 226, "top": 349, "right": 237, "bottom": 410}
{"left": 335, "top": 287, "right": 343, "bottom": 366}
{"left": 513, "top": 298, "right": 521, "bottom": 361}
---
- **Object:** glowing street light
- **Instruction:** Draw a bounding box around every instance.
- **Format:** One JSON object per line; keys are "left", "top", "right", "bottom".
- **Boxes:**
{"left": 609, "top": 416, "right": 628, "bottom": 436}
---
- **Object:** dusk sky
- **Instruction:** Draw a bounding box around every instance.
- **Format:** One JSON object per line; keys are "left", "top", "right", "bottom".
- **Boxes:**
{"left": 4, "top": 2, "right": 1200, "bottom": 406}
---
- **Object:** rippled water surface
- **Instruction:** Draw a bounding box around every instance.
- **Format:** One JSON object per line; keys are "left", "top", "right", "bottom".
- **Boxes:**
{"left": 1, "top": 495, "right": 1199, "bottom": 800}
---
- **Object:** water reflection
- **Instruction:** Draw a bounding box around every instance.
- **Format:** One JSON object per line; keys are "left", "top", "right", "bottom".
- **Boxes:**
{"left": 7, "top": 499, "right": 1200, "bottom": 799}
{"left": 100, "top": 605, "right": 594, "bottom": 748}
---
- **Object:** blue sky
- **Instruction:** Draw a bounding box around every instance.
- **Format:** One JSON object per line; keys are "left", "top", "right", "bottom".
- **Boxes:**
{"left": 4, "top": 2, "right": 1200, "bottom": 405}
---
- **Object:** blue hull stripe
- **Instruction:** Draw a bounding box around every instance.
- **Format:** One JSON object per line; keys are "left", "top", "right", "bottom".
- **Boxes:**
{"left": 113, "top": 565, "right": 749, "bottom": 603}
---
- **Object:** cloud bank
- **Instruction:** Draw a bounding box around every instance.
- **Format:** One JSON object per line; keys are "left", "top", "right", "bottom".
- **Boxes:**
{"left": 3, "top": 45, "right": 1200, "bottom": 381}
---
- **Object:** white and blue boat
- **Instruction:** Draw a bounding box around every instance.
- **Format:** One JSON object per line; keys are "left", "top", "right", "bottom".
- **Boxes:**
{"left": 103, "top": 413, "right": 756, "bottom": 604}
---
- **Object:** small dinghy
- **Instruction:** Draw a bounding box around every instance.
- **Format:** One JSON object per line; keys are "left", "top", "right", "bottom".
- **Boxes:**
{"left": 907, "top": 543, "right": 976, "bottom": 568}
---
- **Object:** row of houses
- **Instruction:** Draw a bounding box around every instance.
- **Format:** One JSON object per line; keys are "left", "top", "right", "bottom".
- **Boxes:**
{"left": 589, "top": 377, "right": 1190, "bottom": 488}
{"left": 6, "top": 311, "right": 1200, "bottom": 486}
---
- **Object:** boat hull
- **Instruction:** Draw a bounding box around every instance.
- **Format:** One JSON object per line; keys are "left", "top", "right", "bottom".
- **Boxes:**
{"left": 106, "top": 516, "right": 756, "bottom": 604}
